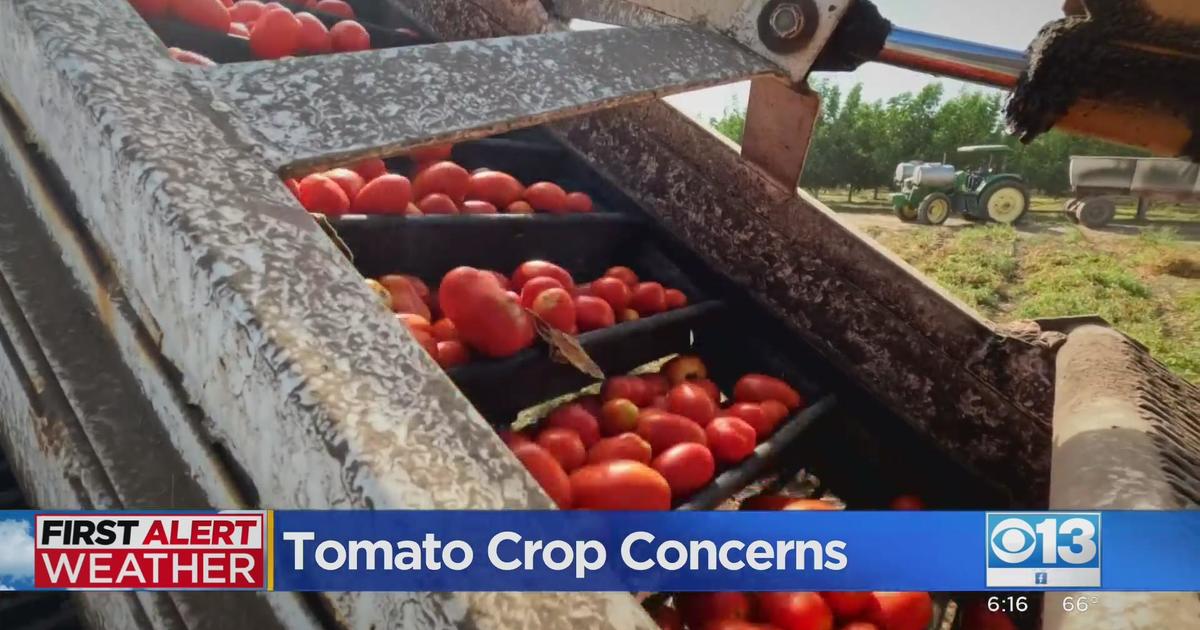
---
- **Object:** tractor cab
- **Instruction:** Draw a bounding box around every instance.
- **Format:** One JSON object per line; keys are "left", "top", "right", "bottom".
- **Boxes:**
{"left": 891, "top": 145, "right": 1030, "bottom": 226}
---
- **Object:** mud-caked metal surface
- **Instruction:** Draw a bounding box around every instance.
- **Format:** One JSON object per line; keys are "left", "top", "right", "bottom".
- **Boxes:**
{"left": 0, "top": 0, "right": 656, "bottom": 628}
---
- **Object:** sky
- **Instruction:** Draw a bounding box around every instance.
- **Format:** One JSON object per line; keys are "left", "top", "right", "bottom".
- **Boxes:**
{"left": 576, "top": 0, "right": 1065, "bottom": 123}
{"left": 0, "top": 516, "right": 35, "bottom": 590}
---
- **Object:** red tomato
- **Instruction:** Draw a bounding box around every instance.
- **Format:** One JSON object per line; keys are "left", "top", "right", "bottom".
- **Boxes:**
{"left": 505, "top": 200, "right": 535, "bottom": 214}
{"left": 314, "top": 0, "right": 354, "bottom": 17}
{"left": 601, "top": 376, "right": 651, "bottom": 407}
{"left": 619, "top": 308, "right": 640, "bottom": 322}
{"left": 706, "top": 622, "right": 783, "bottom": 630}
{"left": 431, "top": 318, "right": 458, "bottom": 342}
{"left": 461, "top": 200, "right": 497, "bottom": 214}
{"left": 329, "top": 19, "right": 370, "bottom": 52}
{"left": 417, "top": 193, "right": 458, "bottom": 215}
{"left": 841, "top": 623, "right": 880, "bottom": 630}
{"left": 734, "top": 374, "right": 804, "bottom": 409}
{"left": 890, "top": 495, "right": 925, "bottom": 511}
{"left": 694, "top": 378, "right": 722, "bottom": 402}
{"left": 410, "top": 144, "right": 454, "bottom": 163}
{"left": 511, "top": 260, "right": 574, "bottom": 291}
{"left": 652, "top": 442, "right": 714, "bottom": 498}
{"left": 403, "top": 274, "right": 431, "bottom": 306}
{"left": 576, "top": 394, "right": 603, "bottom": 417}
{"left": 676, "top": 592, "right": 752, "bottom": 628}
{"left": 568, "top": 461, "right": 671, "bottom": 510}
{"left": 168, "top": 48, "right": 217, "bottom": 66}
{"left": 760, "top": 400, "right": 790, "bottom": 425}
{"left": 130, "top": 0, "right": 169, "bottom": 18}
{"left": 511, "top": 442, "right": 572, "bottom": 509}
{"left": 599, "top": 398, "right": 639, "bottom": 436}
{"left": 228, "top": 22, "right": 250, "bottom": 37}
{"left": 297, "top": 173, "right": 349, "bottom": 215}
{"left": 536, "top": 427, "right": 587, "bottom": 472}
{"left": 249, "top": 8, "right": 300, "bottom": 59}
{"left": 820, "top": 592, "right": 875, "bottom": 621}
{"left": 532, "top": 288, "right": 576, "bottom": 333}
{"left": 412, "top": 161, "right": 470, "bottom": 203}
{"left": 725, "top": 402, "right": 775, "bottom": 440}
{"left": 662, "top": 355, "right": 708, "bottom": 384}
{"left": 405, "top": 203, "right": 423, "bottom": 216}
{"left": 351, "top": 157, "right": 388, "bottom": 181}
{"left": 665, "top": 288, "right": 688, "bottom": 309}
{"left": 467, "top": 171, "right": 524, "bottom": 208}
{"left": 438, "top": 267, "right": 535, "bottom": 358}
{"left": 524, "top": 182, "right": 569, "bottom": 213}
{"left": 435, "top": 340, "right": 469, "bottom": 368}
{"left": 295, "top": 12, "right": 331, "bottom": 53}
{"left": 220, "top": 0, "right": 233, "bottom": 6}
{"left": 228, "top": 0, "right": 264, "bottom": 22}
{"left": 636, "top": 410, "right": 708, "bottom": 454}
{"left": 630, "top": 282, "right": 668, "bottom": 316}
{"left": 499, "top": 429, "right": 532, "bottom": 449}
{"left": 397, "top": 313, "right": 431, "bottom": 335}
{"left": 408, "top": 327, "right": 438, "bottom": 356}
{"left": 740, "top": 494, "right": 799, "bottom": 511}
{"left": 865, "top": 593, "right": 932, "bottom": 630}
{"left": 565, "top": 191, "right": 593, "bottom": 213}
{"left": 284, "top": 178, "right": 301, "bottom": 198}
{"left": 667, "top": 382, "right": 717, "bottom": 426}
{"left": 706, "top": 416, "right": 757, "bottom": 464}
{"left": 784, "top": 499, "right": 841, "bottom": 511}
{"left": 378, "top": 275, "right": 430, "bottom": 320}
{"left": 589, "top": 277, "right": 632, "bottom": 313}
{"left": 519, "top": 276, "right": 566, "bottom": 308}
{"left": 586, "top": 433, "right": 652, "bottom": 465}
{"left": 323, "top": 167, "right": 365, "bottom": 200}
{"left": 545, "top": 402, "right": 601, "bottom": 447}
{"left": 352, "top": 174, "right": 411, "bottom": 214}
{"left": 487, "top": 270, "right": 511, "bottom": 290}
{"left": 959, "top": 601, "right": 1018, "bottom": 630}
{"left": 756, "top": 592, "right": 833, "bottom": 630}
{"left": 604, "top": 265, "right": 639, "bottom": 286}
{"left": 648, "top": 604, "right": 683, "bottom": 630}
{"left": 575, "top": 296, "right": 615, "bottom": 332}
{"left": 172, "top": 0, "right": 231, "bottom": 32}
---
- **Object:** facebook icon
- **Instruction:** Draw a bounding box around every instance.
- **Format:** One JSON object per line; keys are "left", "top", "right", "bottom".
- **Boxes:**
{"left": 1035, "top": 572, "right": 1048, "bottom": 585}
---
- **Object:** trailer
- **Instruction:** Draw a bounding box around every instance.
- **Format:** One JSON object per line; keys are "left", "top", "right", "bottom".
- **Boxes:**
{"left": 1066, "top": 155, "right": 1200, "bottom": 227}
{"left": 0, "top": 1, "right": 1198, "bottom": 629}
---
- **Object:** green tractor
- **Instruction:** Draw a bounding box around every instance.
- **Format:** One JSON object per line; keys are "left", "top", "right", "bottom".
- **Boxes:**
{"left": 891, "top": 145, "right": 1030, "bottom": 225}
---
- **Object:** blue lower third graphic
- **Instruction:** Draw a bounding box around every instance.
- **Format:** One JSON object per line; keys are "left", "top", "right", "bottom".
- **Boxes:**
{"left": 987, "top": 513, "right": 1101, "bottom": 589}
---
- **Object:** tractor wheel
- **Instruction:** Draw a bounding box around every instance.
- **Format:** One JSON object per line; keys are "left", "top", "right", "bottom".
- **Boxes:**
{"left": 981, "top": 181, "right": 1030, "bottom": 224}
{"left": 1076, "top": 198, "right": 1116, "bottom": 228}
{"left": 917, "top": 193, "right": 952, "bottom": 226}
{"left": 893, "top": 203, "right": 918, "bottom": 223}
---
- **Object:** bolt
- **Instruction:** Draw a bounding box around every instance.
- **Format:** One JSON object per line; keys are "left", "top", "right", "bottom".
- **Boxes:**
{"left": 768, "top": 3, "right": 805, "bottom": 39}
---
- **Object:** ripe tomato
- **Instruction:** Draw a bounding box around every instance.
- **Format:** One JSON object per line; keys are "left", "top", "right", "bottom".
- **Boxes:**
{"left": 505, "top": 200, "right": 535, "bottom": 214}
{"left": 665, "top": 288, "right": 688, "bottom": 309}
{"left": 890, "top": 495, "right": 925, "bottom": 510}
{"left": 630, "top": 282, "right": 668, "bottom": 316}
{"left": 228, "top": 22, "right": 250, "bottom": 37}
{"left": 283, "top": 178, "right": 301, "bottom": 199}
{"left": 694, "top": 378, "right": 722, "bottom": 402}
{"left": 760, "top": 400, "right": 790, "bottom": 425}
{"left": 536, "top": 427, "right": 587, "bottom": 472}
{"left": 725, "top": 402, "right": 776, "bottom": 440}
{"left": 706, "top": 416, "right": 757, "bottom": 464}
{"left": 784, "top": 499, "right": 841, "bottom": 511}
{"left": 323, "top": 167, "right": 365, "bottom": 200}
{"left": 604, "top": 265, "right": 639, "bottom": 286}
{"left": 313, "top": 0, "right": 354, "bottom": 18}
{"left": 396, "top": 313, "right": 431, "bottom": 335}
{"left": 410, "top": 144, "right": 453, "bottom": 163}
{"left": 519, "top": 276, "right": 565, "bottom": 308}
{"left": 228, "top": 0, "right": 264, "bottom": 22}
{"left": 545, "top": 402, "right": 601, "bottom": 447}
{"left": 297, "top": 173, "right": 349, "bottom": 215}
{"left": 568, "top": 460, "right": 671, "bottom": 510}
{"left": 467, "top": 171, "right": 524, "bottom": 208}
{"left": 589, "top": 277, "right": 632, "bottom": 313}
{"left": 662, "top": 355, "right": 707, "bottom": 384}
{"left": 532, "top": 288, "right": 576, "bottom": 333}
{"left": 461, "top": 200, "right": 497, "bottom": 214}
{"left": 499, "top": 429, "right": 532, "bottom": 449}
{"left": 351, "top": 157, "right": 388, "bottom": 181}
{"left": 172, "top": 0, "right": 231, "bottom": 32}
{"left": 434, "top": 340, "right": 469, "bottom": 368}
{"left": 524, "top": 182, "right": 569, "bottom": 213}
{"left": 378, "top": 275, "right": 431, "bottom": 320}
{"left": 408, "top": 327, "right": 438, "bottom": 356}
{"left": 351, "top": 174, "right": 412, "bottom": 214}
{"left": 820, "top": 592, "right": 875, "bottom": 620}
{"left": 430, "top": 318, "right": 458, "bottom": 342}
{"left": 676, "top": 592, "right": 752, "bottom": 628}
{"left": 417, "top": 193, "right": 458, "bottom": 215}
{"left": 841, "top": 623, "right": 880, "bottom": 630}
{"left": 412, "top": 161, "right": 470, "bottom": 203}
{"left": 295, "top": 12, "right": 331, "bottom": 53}
{"left": 438, "top": 267, "right": 535, "bottom": 358}
{"left": 636, "top": 410, "right": 707, "bottom": 454}
{"left": 511, "top": 260, "right": 574, "bottom": 291}
{"left": 734, "top": 374, "right": 804, "bottom": 409}
{"left": 130, "top": 0, "right": 169, "bottom": 18}
{"left": 865, "top": 592, "right": 932, "bottom": 630}
{"left": 565, "top": 191, "right": 593, "bottom": 213}
{"left": 575, "top": 296, "right": 615, "bottom": 332}
{"left": 511, "top": 442, "right": 572, "bottom": 509}
{"left": 652, "top": 442, "right": 714, "bottom": 498}
{"left": 587, "top": 432, "right": 652, "bottom": 465}
{"left": 619, "top": 308, "right": 640, "bottom": 322}
{"left": 248, "top": 8, "right": 300, "bottom": 59}
{"left": 330, "top": 19, "right": 370, "bottom": 52}
{"left": 599, "top": 398, "right": 639, "bottom": 436}
{"left": 756, "top": 592, "right": 833, "bottom": 630}
{"left": 487, "top": 270, "right": 511, "bottom": 290}
{"left": 600, "top": 375, "right": 651, "bottom": 407}
{"left": 648, "top": 604, "right": 683, "bottom": 630}
{"left": 666, "top": 382, "right": 717, "bottom": 426}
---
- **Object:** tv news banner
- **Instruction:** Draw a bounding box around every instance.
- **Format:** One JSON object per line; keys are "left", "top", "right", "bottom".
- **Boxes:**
{"left": 3, "top": 510, "right": 1197, "bottom": 614}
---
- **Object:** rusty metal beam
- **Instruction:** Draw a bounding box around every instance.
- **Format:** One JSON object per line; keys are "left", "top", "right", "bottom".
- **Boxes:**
{"left": 208, "top": 25, "right": 780, "bottom": 175}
